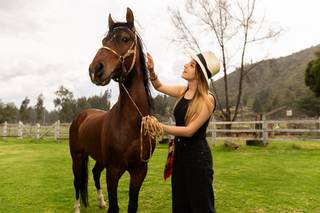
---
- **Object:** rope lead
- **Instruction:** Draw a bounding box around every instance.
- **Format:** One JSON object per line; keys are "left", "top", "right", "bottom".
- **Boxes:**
{"left": 121, "top": 83, "right": 164, "bottom": 162}
{"left": 140, "top": 115, "right": 164, "bottom": 162}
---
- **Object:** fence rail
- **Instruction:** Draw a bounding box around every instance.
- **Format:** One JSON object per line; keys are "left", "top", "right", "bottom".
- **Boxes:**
{"left": 0, "top": 120, "right": 69, "bottom": 141}
{"left": 1, "top": 118, "right": 319, "bottom": 142}
{"left": 208, "top": 117, "right": 320, "bottom": 144}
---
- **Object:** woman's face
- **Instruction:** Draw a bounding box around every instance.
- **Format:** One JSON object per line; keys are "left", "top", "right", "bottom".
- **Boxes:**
{"left": 181, "top": 59, "right": 197, "bottom": 81}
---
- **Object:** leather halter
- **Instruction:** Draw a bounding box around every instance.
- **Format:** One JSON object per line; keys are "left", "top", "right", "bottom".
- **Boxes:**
{"left": 101, "top": 26, "right": 137, "bottom": 83}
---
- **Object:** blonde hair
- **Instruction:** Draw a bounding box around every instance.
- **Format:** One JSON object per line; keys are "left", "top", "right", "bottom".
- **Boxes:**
{"left": 174, "top": 63, "right": 214, "bottom": 125}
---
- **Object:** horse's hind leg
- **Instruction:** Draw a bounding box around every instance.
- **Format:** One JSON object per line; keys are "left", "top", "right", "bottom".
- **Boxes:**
{"left": 106, "top": 167, "right": 125, "bottom": 213}
{"left": 92, "top": 162, "right": 107, "bottom": 209}
{"left": 128, "top": 165, "right": 147, "bottom": 213}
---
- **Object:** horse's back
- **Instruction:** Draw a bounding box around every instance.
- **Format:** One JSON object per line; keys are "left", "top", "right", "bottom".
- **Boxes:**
{"left": 69, "top": 109, "right": 107, "bottom": 161}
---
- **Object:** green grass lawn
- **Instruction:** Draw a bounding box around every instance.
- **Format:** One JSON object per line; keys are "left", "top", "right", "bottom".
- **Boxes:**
{"left": 0, "top": 138, "right": 320, "bottom": 213}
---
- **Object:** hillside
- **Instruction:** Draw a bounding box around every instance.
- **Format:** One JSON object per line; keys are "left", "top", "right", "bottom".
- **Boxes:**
{"left": 213, "top": 44, "right": 320, "bottom": 117}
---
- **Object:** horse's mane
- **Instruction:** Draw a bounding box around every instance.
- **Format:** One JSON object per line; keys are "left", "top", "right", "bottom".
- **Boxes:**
{"left": 108, "top": 22, "right": 154, "bottom": 113}
{"left": 136, "top": 33, "right": 154, "bottom": 113}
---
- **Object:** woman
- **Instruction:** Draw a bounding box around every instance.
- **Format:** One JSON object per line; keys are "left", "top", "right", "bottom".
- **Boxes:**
{"left": 147, "top": 51, "right": 220, "bottom": 213}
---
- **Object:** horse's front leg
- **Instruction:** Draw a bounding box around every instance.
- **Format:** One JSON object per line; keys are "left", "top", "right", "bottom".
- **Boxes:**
{"left": 106, "top": 166, "right": 125, "bottom": 213}
{"left": 128, "top": 165, "right": 147, "bottom": 213}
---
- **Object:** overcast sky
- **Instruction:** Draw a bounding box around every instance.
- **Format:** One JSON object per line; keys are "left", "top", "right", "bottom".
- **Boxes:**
{"left": 1, "top": 0, "right": 320, "bottom": 110}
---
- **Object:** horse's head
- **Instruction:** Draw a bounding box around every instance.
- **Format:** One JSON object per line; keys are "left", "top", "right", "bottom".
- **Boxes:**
{"left": 89, "top": 8, "right": 137, "bottom": 86}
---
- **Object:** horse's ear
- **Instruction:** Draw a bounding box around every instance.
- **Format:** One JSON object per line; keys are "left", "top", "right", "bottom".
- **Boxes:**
{"left": 108, "top": 13, "right": 115, "bottom": 30}
{"left": 126, "top": 7, "right": 134, "bottom": 29}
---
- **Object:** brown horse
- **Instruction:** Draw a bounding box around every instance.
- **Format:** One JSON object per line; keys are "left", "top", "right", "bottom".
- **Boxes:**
{"left": 69, "top": 8, "right": 155, "bottom": 213}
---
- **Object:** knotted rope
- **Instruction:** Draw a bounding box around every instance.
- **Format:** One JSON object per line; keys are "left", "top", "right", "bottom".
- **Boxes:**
{"left": 121, "top": 83, "right": 164, "bottom": 162}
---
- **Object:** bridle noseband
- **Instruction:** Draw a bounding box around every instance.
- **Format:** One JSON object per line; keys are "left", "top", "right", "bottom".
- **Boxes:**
{"left": 101, "top": 26, "right": 137, "bottom": 83}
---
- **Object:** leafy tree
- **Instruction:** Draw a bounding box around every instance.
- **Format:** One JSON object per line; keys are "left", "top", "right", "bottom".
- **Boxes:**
{"left": 0, "top": 100, "right": 3, "bottom": 122}
{"left": 252, "top": 89, "right": 278, "bottom": 114}
{"left": 305, "top": 51, "right": 320, "bottom": 97}
{"left": 0, "top": 101, "right": 18, "bottom": 123}
{"left": 295, "top": 95, "right": 320, "bottom": 117}
{"left": 46, "top": 110, "right": 59, "bottom": 124}
{"left": 153, "top": 94, "right": 176, "bottom": 120}
{"left": 74, "top": 90, "right": 111, "bottom": 115}
{"left": 75, "top": 97, "right": 90, "bottom": 115}
{"left": 87, "top": 90, "right": 111, "bottom": 110}
{"left": 35, "top": 94, "right": 45, "bottom": 123}
{"left": 53, "top": 87, "right": 111, "bottom": 122}
{"left": 19, "top": 97, "right": 31, "bottom": 122}
{"left": 54, "top": 86, "right": 76, "bottom": 122}
{"left": 242, "top": 94, "right": 250, "bottom": 108}
{"left": 252, "top": 96, "right": 263, "bottom": 114}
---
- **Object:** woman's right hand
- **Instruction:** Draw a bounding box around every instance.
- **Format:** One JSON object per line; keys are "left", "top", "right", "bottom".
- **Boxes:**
{"left": 146, "top": 52, "right": 154, "bottom": 72}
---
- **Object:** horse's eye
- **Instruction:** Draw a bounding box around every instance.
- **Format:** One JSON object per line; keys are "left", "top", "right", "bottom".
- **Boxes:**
{"left": 122, "top": 37, "right": 129, "bottom": 43}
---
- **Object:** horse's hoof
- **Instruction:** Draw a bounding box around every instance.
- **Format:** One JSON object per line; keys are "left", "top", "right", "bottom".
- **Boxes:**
{"left": 74, "top": 207, "right": 80, "bottom": 213}
{"left": 74, "top": 199, "right": 81, "bottom": 213}
{"left": 97, "top": 189, "right": 107, "bottom": 209}
{"left": 99, "top": 200, "right": 107, "bottom": 209}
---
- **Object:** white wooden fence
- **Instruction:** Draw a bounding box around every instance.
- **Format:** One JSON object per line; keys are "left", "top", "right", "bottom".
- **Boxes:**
{"left": 1, "top": 118, "right": 319, "bottom": 142}
{"left": 0, "top": 120, "right": 69, "bottom": 141}
{"left": 209, "top": 117, "right": 320, "bottom": 144}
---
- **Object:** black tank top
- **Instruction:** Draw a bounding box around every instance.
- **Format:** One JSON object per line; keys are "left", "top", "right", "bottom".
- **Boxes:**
{"left": 173, "top": 96, "right": 214, "bottom": 142}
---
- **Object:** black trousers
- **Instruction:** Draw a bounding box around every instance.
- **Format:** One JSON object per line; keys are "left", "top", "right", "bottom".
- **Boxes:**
{"left": 171, "top": 138, "right": 216, "bottom": 213}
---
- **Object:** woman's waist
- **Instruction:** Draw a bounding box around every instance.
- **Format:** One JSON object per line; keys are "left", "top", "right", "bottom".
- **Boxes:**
{"left": 174, "top": 136, "right": 209, "bottom": 151}
{"left": 175, "top": 134, "right": 207, "bottom": 143}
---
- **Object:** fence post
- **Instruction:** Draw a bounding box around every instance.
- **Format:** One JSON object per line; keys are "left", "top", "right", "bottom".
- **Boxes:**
{"left": 54, "top": 121, "right": 57, "bottom": 141}
{"left": 262, "top": 115, "right": 268, "bottom": 145}
{"left": 36, "top": 123, "right": 40, "bottom": 140}
{"left": 211, "top": 116, "right": 217, "bottom": 145}
{"left": 2, "top": 121, "right": 7, "bottom": 137}
{"left": 18, "top": 121, "right": 23, "bottom": 139}
{"left": 54, "top": 120, "right": 60, "bottom": 141}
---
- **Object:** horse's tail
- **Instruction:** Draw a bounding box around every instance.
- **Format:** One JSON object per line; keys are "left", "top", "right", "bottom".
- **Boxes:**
{"left": 79, "top": 155, "right": 89, "bottom": 207}
{"left": 70, "top": 114, "right": 89, "bottom": 207}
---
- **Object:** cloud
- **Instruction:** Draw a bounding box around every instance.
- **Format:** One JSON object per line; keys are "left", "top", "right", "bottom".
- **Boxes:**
{"left": 0, "top": 13, "right": 40, "bottom": 35}
{"left": 0, "top": 0, "right": 44, "bottom": 36}
{"left": 0, "top": 61, "right": 65, "bottom": 106}
{"left": 0, "top": 0, "right": 29, "bottom": 11}
{"left": 0, "top": 57, "right": 120, "bottom": 110}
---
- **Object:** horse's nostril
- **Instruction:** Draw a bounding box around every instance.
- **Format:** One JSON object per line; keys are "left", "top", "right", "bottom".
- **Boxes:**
{"left": 95, "top": 63, "right": 104, "bottom": 78}
{"left": 96, "top": 70, "right": 104, "bottom": 78}
{"left": 95, "top": 63, "right": 104, "bottom": 72}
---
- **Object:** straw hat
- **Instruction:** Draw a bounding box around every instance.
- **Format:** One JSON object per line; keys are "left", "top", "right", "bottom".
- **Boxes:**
{"left": 192, "top": 51, "right": 220, "bottom": 83}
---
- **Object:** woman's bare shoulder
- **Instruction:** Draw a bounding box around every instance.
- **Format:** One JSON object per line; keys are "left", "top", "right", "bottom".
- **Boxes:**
{"left": 205, "top": 93, "right": 215, "bottom": 111}
{"left": 207, "top": 93, "right": 215, "bottom": 104}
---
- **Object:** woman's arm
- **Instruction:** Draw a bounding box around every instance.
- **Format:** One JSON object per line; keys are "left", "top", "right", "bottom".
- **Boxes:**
{"left": 147, "top": 53, "right": 187, "bottom": 98}
{"left": 161, "top": 96, "right": 215, "bottom": 137}
{"left": 151, "top": 78, "right": 187, "bottom": 98}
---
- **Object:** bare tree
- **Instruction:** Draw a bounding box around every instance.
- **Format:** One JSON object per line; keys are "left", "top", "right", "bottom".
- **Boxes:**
{"left": 169, "top": 0, "right": 282, "bottom": 123}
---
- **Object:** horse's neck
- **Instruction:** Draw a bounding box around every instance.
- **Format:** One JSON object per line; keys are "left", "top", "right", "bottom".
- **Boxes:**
{"left": 117, "top": 68, "right": 149, "bottom": 121}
